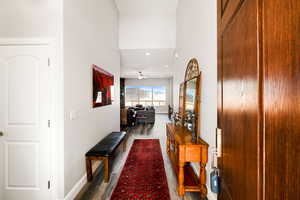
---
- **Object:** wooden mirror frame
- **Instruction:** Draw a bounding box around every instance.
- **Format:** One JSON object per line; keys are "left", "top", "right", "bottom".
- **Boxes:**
{"left": 179, "top": 58, "right": 201, "bottom": 139}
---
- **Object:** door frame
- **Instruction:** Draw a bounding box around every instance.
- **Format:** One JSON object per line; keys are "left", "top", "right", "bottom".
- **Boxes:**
{"left": 0, "top": 38, "right": 63, "bottom": 200}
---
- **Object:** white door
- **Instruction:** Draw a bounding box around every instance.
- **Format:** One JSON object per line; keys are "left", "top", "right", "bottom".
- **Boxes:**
{"left": 0, "top": 45, "right": 51, "bottom": 200}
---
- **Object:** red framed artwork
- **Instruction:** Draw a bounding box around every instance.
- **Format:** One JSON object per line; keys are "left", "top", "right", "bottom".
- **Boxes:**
{"left": 92, "top": 64, "right": 114, "bottom": 108}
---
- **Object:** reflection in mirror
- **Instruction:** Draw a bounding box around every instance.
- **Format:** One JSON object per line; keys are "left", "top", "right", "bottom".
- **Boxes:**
{"left": 185, "top": 78, "right": 197, "bottom": 112}
{"left": 184, "top": 78, "right": 197, "bottom": 139}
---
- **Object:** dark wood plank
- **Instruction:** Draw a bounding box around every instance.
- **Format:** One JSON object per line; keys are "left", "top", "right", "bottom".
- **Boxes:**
{"left": 221, "top": 0, "right": 229, "bottom": 14}
{"left": 263, "top": 0, "right": 300, "bottom": 199}
{"left": 219, "top": 0, "right": 244, "bottom": 33}
{"left": 218, "top": 0, "right": 260, "bottom": 199}
{"left": 217, "top": 0, "right": 223, "bottom": 129}
{"left": 219, "top": 0, "right": 300, "bottom": 199}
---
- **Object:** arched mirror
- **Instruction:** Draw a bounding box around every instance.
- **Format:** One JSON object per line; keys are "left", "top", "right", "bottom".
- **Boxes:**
{"left": 181, "top": 58, "right": 201, "bottom": 140}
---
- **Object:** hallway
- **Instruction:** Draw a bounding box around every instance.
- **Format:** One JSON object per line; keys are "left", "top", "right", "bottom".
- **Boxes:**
{"left": 76, "top": 114, "right": 200, "bottom": 200}
{"left": 1, "top": 0, "right": 299, "bottom": 199}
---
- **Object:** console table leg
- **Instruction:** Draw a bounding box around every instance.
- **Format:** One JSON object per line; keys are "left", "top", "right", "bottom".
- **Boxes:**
{"left": 200, "top": 163, "right": 208, "bottom": 197}
{"left": 178, "top": 162, "right": 185, "bottom": 196}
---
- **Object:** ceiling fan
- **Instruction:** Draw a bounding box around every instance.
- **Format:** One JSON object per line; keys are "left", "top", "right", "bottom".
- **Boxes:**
{"left": 138, "top": 71, "right": 145, "bottom": 80}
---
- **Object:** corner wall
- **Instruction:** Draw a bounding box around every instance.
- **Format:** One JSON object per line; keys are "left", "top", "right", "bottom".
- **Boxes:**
{"left": 63, "top": 0, "right": 120, "bottom": 196}
{"left": 174, "top": 0, "right": 217, "bottom": 199}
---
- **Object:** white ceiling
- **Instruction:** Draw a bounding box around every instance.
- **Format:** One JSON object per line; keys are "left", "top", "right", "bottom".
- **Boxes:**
{"left": 115, "top": 0, "right": 178, "bottom": 15}
{"left": 120, "top": 49, "right": 175, "bottom": 78}
{"left": 115, "top": 0, "right": 178, "bottom": 79}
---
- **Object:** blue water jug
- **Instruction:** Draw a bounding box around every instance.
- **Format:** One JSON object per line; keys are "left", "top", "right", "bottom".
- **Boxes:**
{"left": 210, "top": 167, "right": 220, "bottom": 194}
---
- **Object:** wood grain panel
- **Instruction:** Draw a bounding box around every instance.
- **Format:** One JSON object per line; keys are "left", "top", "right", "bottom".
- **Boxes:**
{"left": 185, "top": 146, "right": 201, "bottom": 162}
{"left": 217, "top": 0, "right": 223, "bottom": 129}
{"left": 219, "top": 0, "right": 300, "bottom": 199}
{"left": 263, "top": 0, "right": 300, "bottom": 199}
{"left": 219, "top": 1, "right": 259, "bottom": 200}
{"left": 221, "top": 0, "right": 229, "bottom": 14}
{"left": 219, "top": 0, "right": 243, "bottom": 33}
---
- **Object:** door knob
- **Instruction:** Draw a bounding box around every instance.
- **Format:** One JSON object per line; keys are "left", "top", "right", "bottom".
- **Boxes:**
{"left": 0, "top": 132, "right": 3, "bottom": 136}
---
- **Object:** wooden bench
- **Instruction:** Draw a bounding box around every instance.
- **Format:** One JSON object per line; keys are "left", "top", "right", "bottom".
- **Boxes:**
{"left": 85, "top": 132, "right": 127, "bottom": 183}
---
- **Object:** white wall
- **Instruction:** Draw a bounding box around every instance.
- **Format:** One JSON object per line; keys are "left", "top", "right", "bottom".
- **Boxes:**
{"left": 125, "top": 78, "right": 172, "bottom": 113}
{"left": 174, "top": 0, "right": 217, "bottom": 199}
{"left": 0, "top": 0, "right": 61, "bottom": 38}
{"left": 119, "top": 15, "right": 176, "bottom": 49}
{"left": 63, "top": 0, "right": 120, "bottom": 197}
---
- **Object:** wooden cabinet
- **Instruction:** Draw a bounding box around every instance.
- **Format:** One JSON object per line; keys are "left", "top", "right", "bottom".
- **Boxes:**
{"left": 166, "top": 123, "right": 208, "bottom": 198}
{"left": 169, "top": 58, "right": 209, "bottom": 197}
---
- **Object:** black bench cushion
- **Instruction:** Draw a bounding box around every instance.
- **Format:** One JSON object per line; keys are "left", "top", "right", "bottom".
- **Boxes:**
{"left": 86, "top": 132, "right": 126, "bottom": 157}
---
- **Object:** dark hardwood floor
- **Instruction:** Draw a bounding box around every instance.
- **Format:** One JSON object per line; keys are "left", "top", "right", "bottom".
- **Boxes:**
{"left": 75, "top": 114, "right": 202, "bottom": 200}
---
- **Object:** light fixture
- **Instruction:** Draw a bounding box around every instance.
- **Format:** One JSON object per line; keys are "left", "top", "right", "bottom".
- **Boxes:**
{"left": 145, "top": 52, "right": 151, "bottom": 56}
{"left": 164, "top": 65, "right": 169, "bottom": 68}
{"left": 138, "top": 71, "right": 144, "bottom": 80}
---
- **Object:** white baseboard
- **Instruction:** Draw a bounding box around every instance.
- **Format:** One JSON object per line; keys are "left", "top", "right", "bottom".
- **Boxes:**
{"left": 64, "top": 174, "right": 87, "bottom": 200}
{"left": 60, "top": 173, "right": 217, "bottom": 200}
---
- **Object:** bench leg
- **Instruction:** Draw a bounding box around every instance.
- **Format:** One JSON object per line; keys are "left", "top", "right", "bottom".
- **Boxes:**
{"left": 86, "top": 157, "right": 93, "bottom": 182}
{"left": 104, "top": 158, "right": 110, "bottom": 183}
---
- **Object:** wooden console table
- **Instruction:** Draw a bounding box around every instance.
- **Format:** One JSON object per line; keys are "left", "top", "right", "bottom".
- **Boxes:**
{"left": 166, "top": 123, "right": 208, "bottom": 197}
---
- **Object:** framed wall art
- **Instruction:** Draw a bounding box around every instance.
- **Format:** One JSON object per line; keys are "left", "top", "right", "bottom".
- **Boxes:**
{"left": 92, "top": 64, "right": 114, "bottom": 108}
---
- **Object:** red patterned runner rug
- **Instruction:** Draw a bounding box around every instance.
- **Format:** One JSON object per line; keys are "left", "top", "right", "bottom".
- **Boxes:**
{"left": 110, "top": 139, "right": 170, "bottom": 200}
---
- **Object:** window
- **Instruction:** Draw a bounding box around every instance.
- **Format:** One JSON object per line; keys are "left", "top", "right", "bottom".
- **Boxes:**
{"left": 139, "top": 86, "right": 152, "bottom": 106}
{"left": 125, "top": 86, "right": 167, "bottom": 107}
